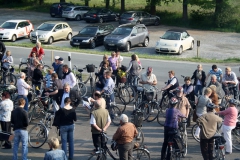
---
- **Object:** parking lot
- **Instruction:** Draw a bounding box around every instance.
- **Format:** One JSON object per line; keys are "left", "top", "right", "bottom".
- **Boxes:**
{"left": 1, "top": 8, "right": 240, "bottom": 60}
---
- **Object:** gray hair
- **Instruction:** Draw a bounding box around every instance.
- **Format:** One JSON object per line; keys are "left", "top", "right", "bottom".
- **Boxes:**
{"left": 120, "top": 114, "right": 128, "bottom": 123}
{"left": 47, "top": 137, "right": 59, "bottom": 149}
{"left": 63, "top": 83, "right": 70, "bottom": 88}
{"left": 20, "top": 72, "right": 26, "bottom": 78}
{"left": 211, "top": 75, "right": 217, "bottom": 79}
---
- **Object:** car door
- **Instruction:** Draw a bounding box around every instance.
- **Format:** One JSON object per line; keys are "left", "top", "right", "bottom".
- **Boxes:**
{"left": 24, "top": 21, "right": 32, "bottom": 36}
{"left": 107, "top": 9, "right": 116, "bottom": 21}
{"left": 129, "top": 27, "right": 139, "bottom": 46}
{"left": 16, "top": 22, "right": 26, "bottom": 38}
{"left": 95, "top": 26, "right": 105, "bottom": 45}
{"left": 181, "top": 32, "right": 189, "bottom": 50}
{"left": 137, "top": 26, "right": 145, "bottom": 44}
{"left": 74, "top": 7, "right": 81, "bottom": 18}
{"left": 100, "top": 9, "right": 108, "bottom": 21}
{"left": 62, "top": 23, "right": 71, "bottom": 38}
{"left": 52, "top": 24, "right": 63, "bottom": 40}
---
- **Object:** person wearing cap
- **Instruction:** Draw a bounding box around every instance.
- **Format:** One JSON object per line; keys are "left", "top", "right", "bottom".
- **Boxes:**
{"left": 161, "top": 70, "right": 179, "bottom": 98}
{"left": 216, "top": 99, "right": 238, "bottom": 154}
{"left": 62, "top": 64, "right": 76, "bottom": 89}
{"left": 161, "top": 97, "right": 186, "bottom": 160}
{"left": 56, "top": 57, "right": 64, "bottom": 80}
{"left": 112, "top": 114, "right": 138, "bottom": 160}
{"left": 52, "top": 56, "right": 60, "bottom": 72}
{"left": 191, "top": 64, "right": 206, "bottom": 97}
{"left": 196, "top": 103, "right": 222, "bottom": 160}
{"left": 44, "top": 137, "right": 67, "bottom": 160}
{"left": 222, "top": 67, "right": 238, "bottom": 99}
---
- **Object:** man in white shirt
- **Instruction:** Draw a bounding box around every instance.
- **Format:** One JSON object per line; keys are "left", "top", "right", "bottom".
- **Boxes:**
{"left": 222, "top": 67, "right": 238, "bottom": 99}
{"left": 61, "top": 64, "right": 76, "bottom": 88}
{"left": 17, "top": 72, "right": 31, "bottom": 111}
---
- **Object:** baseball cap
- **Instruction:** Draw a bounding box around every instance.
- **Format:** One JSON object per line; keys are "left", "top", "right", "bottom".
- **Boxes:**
{"left": 58, "top": 57, "right": 63, "bottom": 61}
{"left": 55, "top": 56, "right": 60, "bottom": 59}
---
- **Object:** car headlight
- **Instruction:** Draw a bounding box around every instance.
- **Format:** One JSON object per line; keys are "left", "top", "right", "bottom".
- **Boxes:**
{"left": 4, "top": 32, "right": 10, "bottom": 36}
{"left": 82, "top": 39, "right": 91, "bottom": 43}
{"left": 39, "top": 34, "right": 47, "bottom": 38}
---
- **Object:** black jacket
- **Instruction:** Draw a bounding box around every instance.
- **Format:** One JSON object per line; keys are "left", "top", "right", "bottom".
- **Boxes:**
{"left": 11, "top": 107, "right": 28, "bottom": 131}
{"left": 191, "top": 70, "right": 206, "bottom": 86}
{"left": 32, "top": 68, "right": 43, "bottom": 84}
{"left": 56, "top": 89, "right": 81, "bottom": 107}
{"left": 57, "top": 64, "right": 63, "bottom": 80}
{"left": 0, "top": 41, "right": 6, "bottom": 60}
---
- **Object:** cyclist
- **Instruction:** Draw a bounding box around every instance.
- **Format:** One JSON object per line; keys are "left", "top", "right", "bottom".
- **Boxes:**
{"left": 207, "top": 75, "right": 223, "bottom": 100}
{"left": 196, "top": 103, "right": 222, "bottom": 160}
{"left": 205, "top": 64, "right": 223, "bottom": 83}
{"left": 126, "top": 54, "right": 142, "bottom": 86}
{"left": 139, "top": 67, "right": 157, "bottom": 100}
{"left": 160, "top": 97, "right": 186, "bottom": 160}
{"left": 222, "top": 67, "right": 238, "bottom": 99}
{"left": 191, "top": 64, "right": 206, "bottom": 96}
{"left": 29, "top": 41, "right": 44, "bottom": 60}
{"left": 216, "top": 98, "right": 238, "bottom": 155}
{"left": 161, "top": 70, "right": 179, "bottom": 98}
{"left": 2, "top": 50, "right": 13, "bottom": 70}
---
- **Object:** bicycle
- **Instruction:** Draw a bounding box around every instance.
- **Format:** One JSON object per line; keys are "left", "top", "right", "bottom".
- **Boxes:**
{"left": 28, "top": 110, "right": 59, "bottom": 148}
{"left": 0, "top": 66, "right": 17, "bottom": 85}
{"left": 178, "top": 118, "right": 188, "bottom": 157}
{"left": 131, "top": 109, "right": 144, "bottom": 147}
{"left": 88, "top": 131, "right": 150, "bottom": 160}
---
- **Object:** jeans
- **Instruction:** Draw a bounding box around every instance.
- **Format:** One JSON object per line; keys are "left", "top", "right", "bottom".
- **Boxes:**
{"left": 60, "top": 124, "right": 74, "bottom": 160}
{"left": 13, "top": 129, "right": 28, "bottom": 160}
{"left": 106, "top": 93, "right": 115, "bottom": 109}
{"left": 221, "top": 124, "right": 235, "bottom": 153}
{"left": 200, "top": 138, "right": 214, "bottom": 160}
{"left": 18, "top": 95, "right": 28, "bottom": 112}
{"left": 194, "top": 85, "right": 203, "bottom": 96}
{"left": 222, "top": 83, "right": 238, "bottom": 99}
{"left": 118, "top": 142, "right": 133, "bottom": 160}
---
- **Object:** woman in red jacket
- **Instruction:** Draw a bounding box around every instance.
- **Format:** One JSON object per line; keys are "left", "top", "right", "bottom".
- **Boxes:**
{"left": 29, "top": 42, "right": 44, "bottom": 60}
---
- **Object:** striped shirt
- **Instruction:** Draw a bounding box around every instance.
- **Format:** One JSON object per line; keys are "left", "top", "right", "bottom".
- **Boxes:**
{"left": 164, "top": 107, "right": 185, "bottom": 129}
{"left": 103, "top": 77, "right": 115, "bottom": 94}
{"left": 208, "top": 68, "right": 222, "bottom": 81}
{"left": 45, "top": 73, "right": 53, "bottom": 89}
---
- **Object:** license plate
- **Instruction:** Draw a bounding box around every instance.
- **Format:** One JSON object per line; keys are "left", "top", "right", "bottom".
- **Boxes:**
{"left": 108, "top": 44, "right": 115, "bottom": 46}
{"left": 160, "top": 48, "right": 168, "bottom": 51}
{"left": 74, "top": 43, "right": 80, "bottom": 45}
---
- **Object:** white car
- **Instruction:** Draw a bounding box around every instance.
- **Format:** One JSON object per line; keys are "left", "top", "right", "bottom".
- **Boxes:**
{"left": 155, "top": 29, "right": 194, "bottom": 55}
{"left": 0, "top": 20, "right": 34, "bottom": 42}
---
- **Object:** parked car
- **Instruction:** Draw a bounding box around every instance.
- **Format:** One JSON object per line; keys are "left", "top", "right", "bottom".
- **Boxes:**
{"left": 104, "top": 24, "right": 149, "bottom": 52}
{"left": 70, "top": 23, "right": 114, "bottom": 49}
{"left": 50, "top": 2, "right": 74, "bottom": 17}
{"left": 83, "top": 8, "right": 119, "bottom": 23}
{"left": 62, "top": 6, "right": 90, "bottom": 21}
{"left": 119, "top": 11, "right": 160, "bottom": 26}
{"left": 155, "top": 29, "right": 194, "bottom": 55}
{"left": 0, "top": 20, "right": 34, "bottom": 42}
{"left": 30, "top": 21, "right": 72, "bottom": 44}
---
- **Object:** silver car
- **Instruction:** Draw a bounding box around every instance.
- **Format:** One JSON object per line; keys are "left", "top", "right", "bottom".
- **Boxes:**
{"left": 30, "top": 21, "right": 72, "bottom": 44}
{"left": 62, "top": 6, "right": 90, "bottom": 21}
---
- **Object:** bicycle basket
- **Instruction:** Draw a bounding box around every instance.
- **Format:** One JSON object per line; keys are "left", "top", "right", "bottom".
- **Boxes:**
{"left": 131, "top": 109, "right": 143, "bottom": 127}
{"left": 86, "top": 64, "right": 95, "bottom": 73}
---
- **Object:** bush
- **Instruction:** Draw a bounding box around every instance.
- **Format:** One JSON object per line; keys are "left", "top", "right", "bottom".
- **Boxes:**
{"left": 189, "top": 10, "right": 214, "bottom": 29}
{"left": 236, "top": 22, "right": 240, "bottom": 33}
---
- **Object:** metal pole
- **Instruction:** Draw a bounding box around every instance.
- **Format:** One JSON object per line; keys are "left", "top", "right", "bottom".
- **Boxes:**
{"left": 68, "top": 52, "right": 72, "bottom": 70}
{"left": 51, "top": 51, "right": 54, "bottom": 64}
{"left": 197, "top": 46, "right": 199, "bottom": 58}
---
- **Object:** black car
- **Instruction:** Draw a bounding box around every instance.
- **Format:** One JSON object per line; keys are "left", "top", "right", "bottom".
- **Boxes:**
{"left": 50, "top": 2, "right": 74, "bottom": 17}
{"left": 70, "top": 24, "right": 114, "bottom": 49}
{"left": 83, "top": 8, "right": 119, "bottom": 23}
{"left": 119, "top": 11, "right": 160, "bottom": 26}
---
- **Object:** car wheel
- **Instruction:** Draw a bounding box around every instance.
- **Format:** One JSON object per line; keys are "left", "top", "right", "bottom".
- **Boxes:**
{"left": 154, "top": 19, "right": 160, "bottom": 26}
{"left": 90, "top": 40, "right": 96, "bottom": 49}
{"left": 11, "top": 35, "right": 17, "bottom": 42}
{"left": 125, "top": 42, "right": 130, "bottom": 52}
{"left": 50, "top": 14, "right": 55, "bottom": 17}
{"left": 189, "top": 41, "right": 194, "bottom": 50}
{"left": 75, "top": 15, "right": 81, "bottom": 21}
{"left": 99, "top": 18, "right": 103, "bottom": 23}
{"left": 65, "top": 18, "right": 70, "bottom": 20}
{"left": 136, "top": 21, "right": 140, "bottom": 24}
{"left": 48, "top": 37, "right": 53, "bottom": 44}
{"left": 178, "top": 46, "right": 183, "bottom": 55}
{"left": 66, "top": 33, "right": 72, "bottom": 40}
{"left": 142, "top": 38, "right": 149, "bottom": 47}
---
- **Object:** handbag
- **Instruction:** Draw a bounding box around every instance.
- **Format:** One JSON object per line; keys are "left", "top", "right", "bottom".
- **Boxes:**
{"left": 52, "top": 108, "right": 61, "bottom": 127}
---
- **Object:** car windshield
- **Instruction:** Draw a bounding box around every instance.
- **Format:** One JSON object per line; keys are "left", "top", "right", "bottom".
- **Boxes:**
{"left": 79, "top": 27, "right": 97, "bottom": 35}
{"left": 87, "top": 9, "right": 100, "bottom": 14}
{"left": 111, "top": 27, "right": 132, "bottom": 35}
{"left": 0, "top": 22, "right": 17, "bottom": 29}
{"left": 161, "top": 31, "right": 181, "bottom": 40}
{"left": 37, "top": 23, "right": 55, "bottom": 31}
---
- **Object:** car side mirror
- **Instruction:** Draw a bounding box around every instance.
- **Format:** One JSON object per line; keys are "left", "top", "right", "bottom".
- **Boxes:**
{"left": 131, "top": 33, "right": 136, "bottom": 36}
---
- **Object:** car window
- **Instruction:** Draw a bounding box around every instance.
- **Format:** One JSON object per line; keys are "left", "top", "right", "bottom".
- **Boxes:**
{"left": 107, "top": 9, "right": 112, "bottom": 14}
{"left": 121, "top": 12, "right": 132, "bottom": 18}
{"left": 106, "top": 24, "right": 114, "bottom": 31}
{"left": 88, "top": 9, "right": 99, "bottom": 14}
{"left": 64, "top": 7, "right": 72, "bottom": 11}
{"left": 182, "top": 32, "right": 189, "bottom": 38}
{"left": 131, "top": 28, "right": 137, "bottom": 34}
{"left": 112, "top": 27, "right": 132, "bottom": 35}
{"left": 63, "top": 24, "right": 69, "bottom": 29}
{"left": 142, "top": 27, "right": 147, "bottom": 32}
{"left": 17, "top": 22, "right": 25, "bottom": 28}
{"left": 74, "top": 7, "right": 80, "bottom": 11}
{"left": 135, "top": 12, "right": 141, "bottom": 17}
{"left": 162, "top": 31, "right": 181, "bottom": 40}
{"left": 98, "top": 26, "right": 105, "bottom": 33}
{"left": 54, "top": 24, "right": 62, "bottom": 31}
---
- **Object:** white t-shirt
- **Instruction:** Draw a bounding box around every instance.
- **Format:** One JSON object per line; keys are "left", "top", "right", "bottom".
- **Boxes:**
{"left": 141, "top": 73, "right": 157, "bottom": 90}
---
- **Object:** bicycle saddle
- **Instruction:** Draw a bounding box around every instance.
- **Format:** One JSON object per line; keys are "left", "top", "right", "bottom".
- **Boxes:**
{"left": 78, "top": 69, "right": 83, "bottom": 73}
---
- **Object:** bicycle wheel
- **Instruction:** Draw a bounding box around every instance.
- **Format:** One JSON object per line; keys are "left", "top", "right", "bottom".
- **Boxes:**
{"left": 137, "top": 101, "right": 150, "bottom": 121}
{"left": 5, "top": 73, "right": 17, "bottom": 85}
{"left": 28, "top": 104, "right": 34, "bottom": 123}
{"left": 88, "top": 152, "right": 107, "bottom": 160}
{"left": 232, "top": 128, "right": 240, "bottom": 151}
{"left": 157, "top": 108, "right": 166, "bottom": 126}
{"left": 19, "top": 63, "right": 28, "bottom": 73}
{"left": 78, "top": 82, "right": 87, "bottom": 97}
{"left": 109, "top": 105, "right": 121, "bottom": 126}
{"left": 146, "top": 102, "right": 159, "bottom": 122}
{"left": 181, "top": 132, "right": 188, "bottom": 157}
{"left": 115, "top": 102, "right": 127, "bottom": 113}
{"left": 133, "top": 127, "right": 144, "bottom": 147}
{"left": 31, "top": 103, "right": 43, "bottom": 120}
{"left": 126, "top": 85, "right": 135, "bottom": 103}
{"left": 159, "top": 94, "right": 169, "bottom": 111}
{"left": 28, "top": 124, "right": 48, "bottom": 148}
{"left": 218, "top": 149, "right": 225, "bottom": 160}
{"left": 118, "top": 86, "right": 131, "bottom": 105}
{"left": 132, "top": 148, "right": 150, "bottom": 160}
{"left": 191, "top": 124, "right": 200, "bottom": 142}
{"left": 43, "top": 65, "right": 50, "bottom": 74}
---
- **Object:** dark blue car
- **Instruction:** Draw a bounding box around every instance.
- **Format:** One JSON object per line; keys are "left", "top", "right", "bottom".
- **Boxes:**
{"left": 50, "top": 2, "right": 74, "bottom": 17}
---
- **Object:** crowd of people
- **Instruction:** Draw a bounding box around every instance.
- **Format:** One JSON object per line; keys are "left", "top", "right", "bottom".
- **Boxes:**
{"left": 0, "top": 39, "right": 239, "bottom": 160}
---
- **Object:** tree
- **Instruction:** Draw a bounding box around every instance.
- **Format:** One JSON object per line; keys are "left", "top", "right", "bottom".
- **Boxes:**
{"left": 182, "top": 0, "right": 188, "bottom": 21}
{"left": 85, "top": 0, "right": 90, "bottom": 6}
{"left": 105, "top": 0, "right": 110, "bottom": 8}
{"left": 60, "top": 0, "right": 65, "bottom": 2}
{"left": 121, "top": 0, "right": 125, "bottom": 13}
